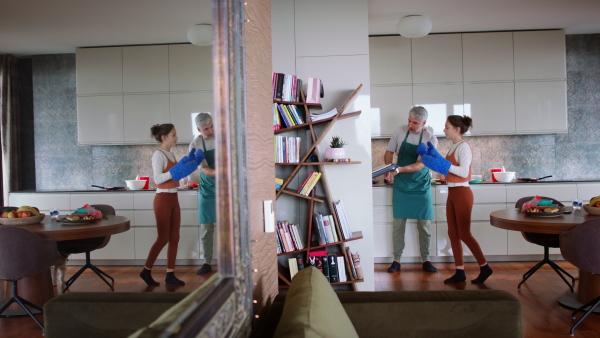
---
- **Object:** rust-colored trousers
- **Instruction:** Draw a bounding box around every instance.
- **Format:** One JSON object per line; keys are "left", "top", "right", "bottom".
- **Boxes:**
{"left": 446, "top": 186, "right": 486, "bottom": 266}
{"left": 145, "top": 192, "right": 181, "bottom": 269}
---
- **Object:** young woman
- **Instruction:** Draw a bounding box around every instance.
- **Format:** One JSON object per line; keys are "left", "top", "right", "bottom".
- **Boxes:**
{"left": 418, "top": 116, "right": 492, "bottom": 284}
{"left": 140, "top": 124, "right": 203, "bottom": 286}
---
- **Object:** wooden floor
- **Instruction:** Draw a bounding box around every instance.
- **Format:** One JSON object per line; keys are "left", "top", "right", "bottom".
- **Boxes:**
{"left": 1, "top": 262, "right": 599, "bottom": 337}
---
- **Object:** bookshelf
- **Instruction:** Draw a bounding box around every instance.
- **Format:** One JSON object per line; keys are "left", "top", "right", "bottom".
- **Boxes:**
{"left": 274, "top": 76, "right": 364, "bottom": 290}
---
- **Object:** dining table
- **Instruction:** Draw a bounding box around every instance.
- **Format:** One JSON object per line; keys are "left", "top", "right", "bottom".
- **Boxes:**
{"left": 490, "top": 208, "right": 600, "bottom": 312}
{"left": 0, "top": 215, "right": 130, "bottom": 315}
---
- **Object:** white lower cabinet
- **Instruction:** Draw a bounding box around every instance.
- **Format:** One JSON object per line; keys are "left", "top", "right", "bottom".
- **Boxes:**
{"left": 134, "top": 226, "right": 200, "bottom": 260}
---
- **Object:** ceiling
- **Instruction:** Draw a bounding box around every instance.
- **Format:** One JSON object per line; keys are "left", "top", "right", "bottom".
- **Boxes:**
{"left": 1, "top": 0, "right": 599, "bottom": 56}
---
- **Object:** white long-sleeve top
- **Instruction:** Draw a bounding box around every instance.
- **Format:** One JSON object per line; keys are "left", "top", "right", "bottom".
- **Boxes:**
{"left": 152, "top": 149, "right": 178, "bottom": 193}
{"left": 446, "top": 141, "right": 472, "bottom": 187}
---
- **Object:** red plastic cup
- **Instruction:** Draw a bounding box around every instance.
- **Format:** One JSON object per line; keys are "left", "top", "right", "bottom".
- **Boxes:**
{"left": 139, "top": 176, "right": 150, "bottom": 190}
{"left": 491, "top": 169, "right": 504, "bottom": 182}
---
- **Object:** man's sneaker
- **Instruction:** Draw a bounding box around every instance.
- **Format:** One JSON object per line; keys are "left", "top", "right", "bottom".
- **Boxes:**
{"left": 196, "top": 263, "right": 212, "bottom": 275}
{"left": 387, "top": 261, "right": 401, "bottom": 273}
{"left": 422, "top": 261, "right": 437, "bottom": 272}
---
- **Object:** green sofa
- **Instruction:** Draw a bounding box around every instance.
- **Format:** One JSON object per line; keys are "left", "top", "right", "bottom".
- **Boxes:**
{"left": 255, "top": 267, "right": 523, "bottom": 338}
{"left": 43, "top": 274, "right": 217, "bottom": 338}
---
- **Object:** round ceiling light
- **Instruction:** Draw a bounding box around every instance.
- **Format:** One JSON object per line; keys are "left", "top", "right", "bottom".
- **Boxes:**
{"left": 187, "top": 24, "right": 212, "bottom": 46}
{"left": 397, "top": 15, "right": 432, "bottom": 38}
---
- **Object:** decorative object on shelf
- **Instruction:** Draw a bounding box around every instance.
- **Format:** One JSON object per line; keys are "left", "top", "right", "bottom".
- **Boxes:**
{"left": 305, "top": 77, "right": 324, "bottom": 104}
{"left": 325, "top": 135, "right": 347, "bottom": 161}
{"left": 397, "top": 15, "right": 432, "bottom": 38}
{"left": 187, "top": 24, "right": 212, "bottom": 46}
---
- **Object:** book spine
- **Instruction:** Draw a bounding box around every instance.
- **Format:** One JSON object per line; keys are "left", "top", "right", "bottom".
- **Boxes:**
{"left": 277, "top": 104, "right": 292, "bottom": 128}
{"left": 352, "top": 252, "right": 364, "bottom": 280}
{"left": 275, "top": 73, "right": 284, "bottom": 101}
{"left": 296, "top": 254, "right": 305, "bottom": 270}
{"left": 297, "top": 171, "right": 315, "bottom": 194}
{"left": 278, "top": 223, "right": 290, "bottom": 252}
{"left": 338, "top": 199, "right": 353, "bottom": 239}
{"left": 326, "top": 214, "right": 339, "bottom": 242}
{"left": 323, "top": 216, "right": 335, "bottom": 244}
{"left": 337, "top": 255, "right": 347, "bottom": 282}
{"left": 313, "top": 213, "right": 327, "bottom": 246}
{"left": 303, "top": 172, "right": 321, "bottom": 196}
{"left": 300, "top": 171, "right": 318, "bottom": 195}
{"left": 346, "top": 246, "right": 357, "bottom": 280}
{"left": 289, "top": 257, "right": 298, "bottom": 279}
{"left": 322, "top": 254, "right": 330, "bottom": 282}
{"left": 328, "top": 255, "right": 339, "bottom": 283}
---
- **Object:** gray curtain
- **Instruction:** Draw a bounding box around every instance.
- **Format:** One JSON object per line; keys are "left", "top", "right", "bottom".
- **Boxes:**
{"left": 0, "top": 54, "right": 23, "bottom": 205}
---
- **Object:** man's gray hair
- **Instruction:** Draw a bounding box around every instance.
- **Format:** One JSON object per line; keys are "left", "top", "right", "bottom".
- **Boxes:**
{"left": 409, "top": 106, "right": 428, "bottom": 121}
{"left": 195, "top": 112, "right": 212, "bottom": 128}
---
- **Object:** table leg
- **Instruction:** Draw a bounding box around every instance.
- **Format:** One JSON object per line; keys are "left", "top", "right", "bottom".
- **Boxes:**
{"left": 558, "top": 269, "right": 600, "bottom": 313}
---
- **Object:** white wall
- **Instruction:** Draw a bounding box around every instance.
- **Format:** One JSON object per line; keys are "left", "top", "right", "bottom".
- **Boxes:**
{"left": 272, "top": 0, "right": 374, "bottom": 291}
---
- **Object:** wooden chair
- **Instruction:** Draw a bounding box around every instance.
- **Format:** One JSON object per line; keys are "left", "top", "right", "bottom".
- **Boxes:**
{"left": 58, "top": 204, "right": 115, "bottom": 292}
{"left": 515, "top": 196, "right": 575, "bottom": 292}
{"left": 560, "top": 218, "right": 600, "bottom": 335}
{"left": 0, "top": 226, "right": 57, "bottom": 333}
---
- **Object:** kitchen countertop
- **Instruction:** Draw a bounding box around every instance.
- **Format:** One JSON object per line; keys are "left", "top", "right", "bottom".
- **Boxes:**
{"left": 11, "top": 188, "right": 198, "bottom": 193}
{"left": 372, "top": 179, "right": 600, "bottom": 187}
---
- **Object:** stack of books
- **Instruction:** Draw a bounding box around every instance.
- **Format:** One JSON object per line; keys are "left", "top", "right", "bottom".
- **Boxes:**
{"left": 297, "top": 171, "right": 321, "bottom": 196}
{"left": 345, "top": 246, "right": 363, "bottom": 280}
{"left": 275, "top": 136, "right": 300, "bottom": 163}
{"left": 272, "top": 73, "right": 303, "bottom": 102}
{"left": 333, "top": 199, "right": 353, "bottom": 240}
{"left": 310, "top": 108, "right": 338, "bottom": 122}
{"left": 274, "top": 103, "right": 305, "bottom": 129}
{"left": 276, "top": 221, "right": 304, "bottom": 254}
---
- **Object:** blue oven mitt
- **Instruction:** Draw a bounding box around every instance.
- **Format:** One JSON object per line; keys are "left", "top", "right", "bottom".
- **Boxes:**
{"left": 194, "top": 148, "right": 205, "bottom": 165}
{"left": 416, "top": 142, "right": 428, "bottom": 156}
{"left": 181, "top": 148, "right": 196, "bottom": 163}
{"left": 420, "top": 142, "right": 451, "bottom": 176}
{"left": 169, "top": 156, "right": 199, "bottom": 181}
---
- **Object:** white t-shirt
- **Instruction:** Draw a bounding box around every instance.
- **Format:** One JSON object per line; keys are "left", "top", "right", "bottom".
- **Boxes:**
{"left": 152, "top": 149, "right": 178, "bottom": 193}
{"left": 188, "top": 135, "right": 215, "bottom": 169}
{"left": 447, "top": 141, "right": 472, "bottom": 187}
{"left": 386, "top": 125, "right": 438, "bottom": 161}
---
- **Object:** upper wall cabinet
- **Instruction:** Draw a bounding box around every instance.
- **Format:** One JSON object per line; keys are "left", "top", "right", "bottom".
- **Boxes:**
{"left": 369, "top": 36, "right": 412, "bottom": 85}
{"left": 123, "top": 45, "right": 169, "bottom": 93}
{"left": 411, "top": 34, "right": 463, "bottom": 84}
{"left": 76, "top": 47, "right": 122, "bottom": 95}
{"left": 76, "top": 44, "right": 212, "bottom": 145}
{"left": 462, "top": 32, "right": 514, "bottom": 82}
{"left": 513, "top": 30, "right": 566, "bottom": 80}
{"left": 169, "top": 44, "right": 213, "bottom": 92}
{"left": 369, "top": 30, "right": 567, "bottom": 138}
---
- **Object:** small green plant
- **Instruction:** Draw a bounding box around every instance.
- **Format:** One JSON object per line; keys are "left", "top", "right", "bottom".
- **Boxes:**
{"left": 329, "top": 135, "right": 347, "bottom": 148}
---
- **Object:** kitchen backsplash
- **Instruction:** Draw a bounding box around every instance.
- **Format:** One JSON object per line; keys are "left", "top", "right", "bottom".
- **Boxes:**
{"left": 31, "top": 35, "right": 598, "bottom": 190}
{"left": 373, "top": 34, "right": 600, "bottom": 182}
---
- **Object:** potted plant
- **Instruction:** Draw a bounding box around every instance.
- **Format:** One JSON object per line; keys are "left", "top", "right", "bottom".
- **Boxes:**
{"left": 325, "top": 135, "right": 347, "bottom": 160}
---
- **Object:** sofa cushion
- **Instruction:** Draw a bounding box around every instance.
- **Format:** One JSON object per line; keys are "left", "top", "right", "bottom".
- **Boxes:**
{"left": 273, "top": 267, "right": 359, "bottom": 338}
{"left": 129, "top": 274, "right": 218, "bottom": 338}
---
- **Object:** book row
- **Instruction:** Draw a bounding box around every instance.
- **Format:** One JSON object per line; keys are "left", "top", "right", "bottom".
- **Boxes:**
{"left": 272, "top": 73, "right": 303, "bottom": 102}
{"left": 274, "top": 136, "right": 301, "bottom": 163}
{"left": 273, "top": 103, "right": 305, "bottom": 130}
{"left": 297, "top": 171, "right": 321, "bottom": 196}
{"left": 287, "top": 246, "right": 363, "bottom": 283}
{"left": 276, "top": 221, "right": 304, "bottom": 254}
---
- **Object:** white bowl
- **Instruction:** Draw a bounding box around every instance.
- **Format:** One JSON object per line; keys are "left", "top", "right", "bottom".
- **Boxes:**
{"left": 493, "top": 171, "right": 516, "bottom": 182}
{"left": 125, "top": 180, "right": 146, "bottom": 190}
{"left": 471, "top": 174, "right": 483, "bottom": 181}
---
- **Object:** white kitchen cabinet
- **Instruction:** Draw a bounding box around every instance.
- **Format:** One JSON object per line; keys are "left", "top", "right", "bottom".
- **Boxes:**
{"left": 123, "top": 94, "right": 170, "bottom": 143}
{"left": 369, "top": 36, "right": 412, "bottom": 85}
{"left": 513, "top": 30, "right": 566, "bottom": 81}
{"left": 435, "top": 184, "right": 507, "bottom": 205}
{"left": 168, "top": 44, "right": 213, "bottom": 92}
{"left": 437, "top": 221, "right": 507, "bottom": 257}
{"left": 77, "top": 95, "right": 125, "bottom": 145}
{"left": 134, "top": 226, "right": 200, "bottom": 260}
{"left": 8, "top": 193, "right": 71, "bottom": 212}
{"left": 76, "top": 47, "right": 122, "bottom": 95}
{"left": 370, "top": 85, "right": 412, "bottom": 137}
{"left": 122, "top": 45, "right": 169, "bottom": 93}
{"left": 69, "top": 192, "right": 134, "bottom": 210}
{"left": 412, "top": 84, "right": 464, "bottom": 136}
{"left": 464, "top": 82, "right": 515, "bottom": 135}
{"left": 577, "top": 183, "right": 600, "bottom": 202}
{"left": 170, "top": 92, "right": 214, "bottom": 143}
{"left": 92, "top": 230, "right": 136, "bottom": 259}
{"left": 411, "top": 34, "right": 463, "bottom": 84}
{"left": 515, "top": 81, "right": 567, "bottom": 133}
{"left": 505, "top": 183, "right": 576, "bottom": 206}
{"left": 462, "top": 32, "right": 514, "bottom": 82}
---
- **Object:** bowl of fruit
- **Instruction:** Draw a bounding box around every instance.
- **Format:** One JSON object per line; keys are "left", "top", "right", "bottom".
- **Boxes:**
{"left": 583, "top": 195, "right": 600, "bottom": 216}
{"left": 0, "top": 206, "right": 45, "bottom": 225}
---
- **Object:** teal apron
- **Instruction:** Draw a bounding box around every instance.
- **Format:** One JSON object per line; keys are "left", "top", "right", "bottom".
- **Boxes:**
{"left": 198, "top": 138, "right": 216, "bottom": 224}
{"left": 392, "top": 130, "right": 434, "bottom": 220}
